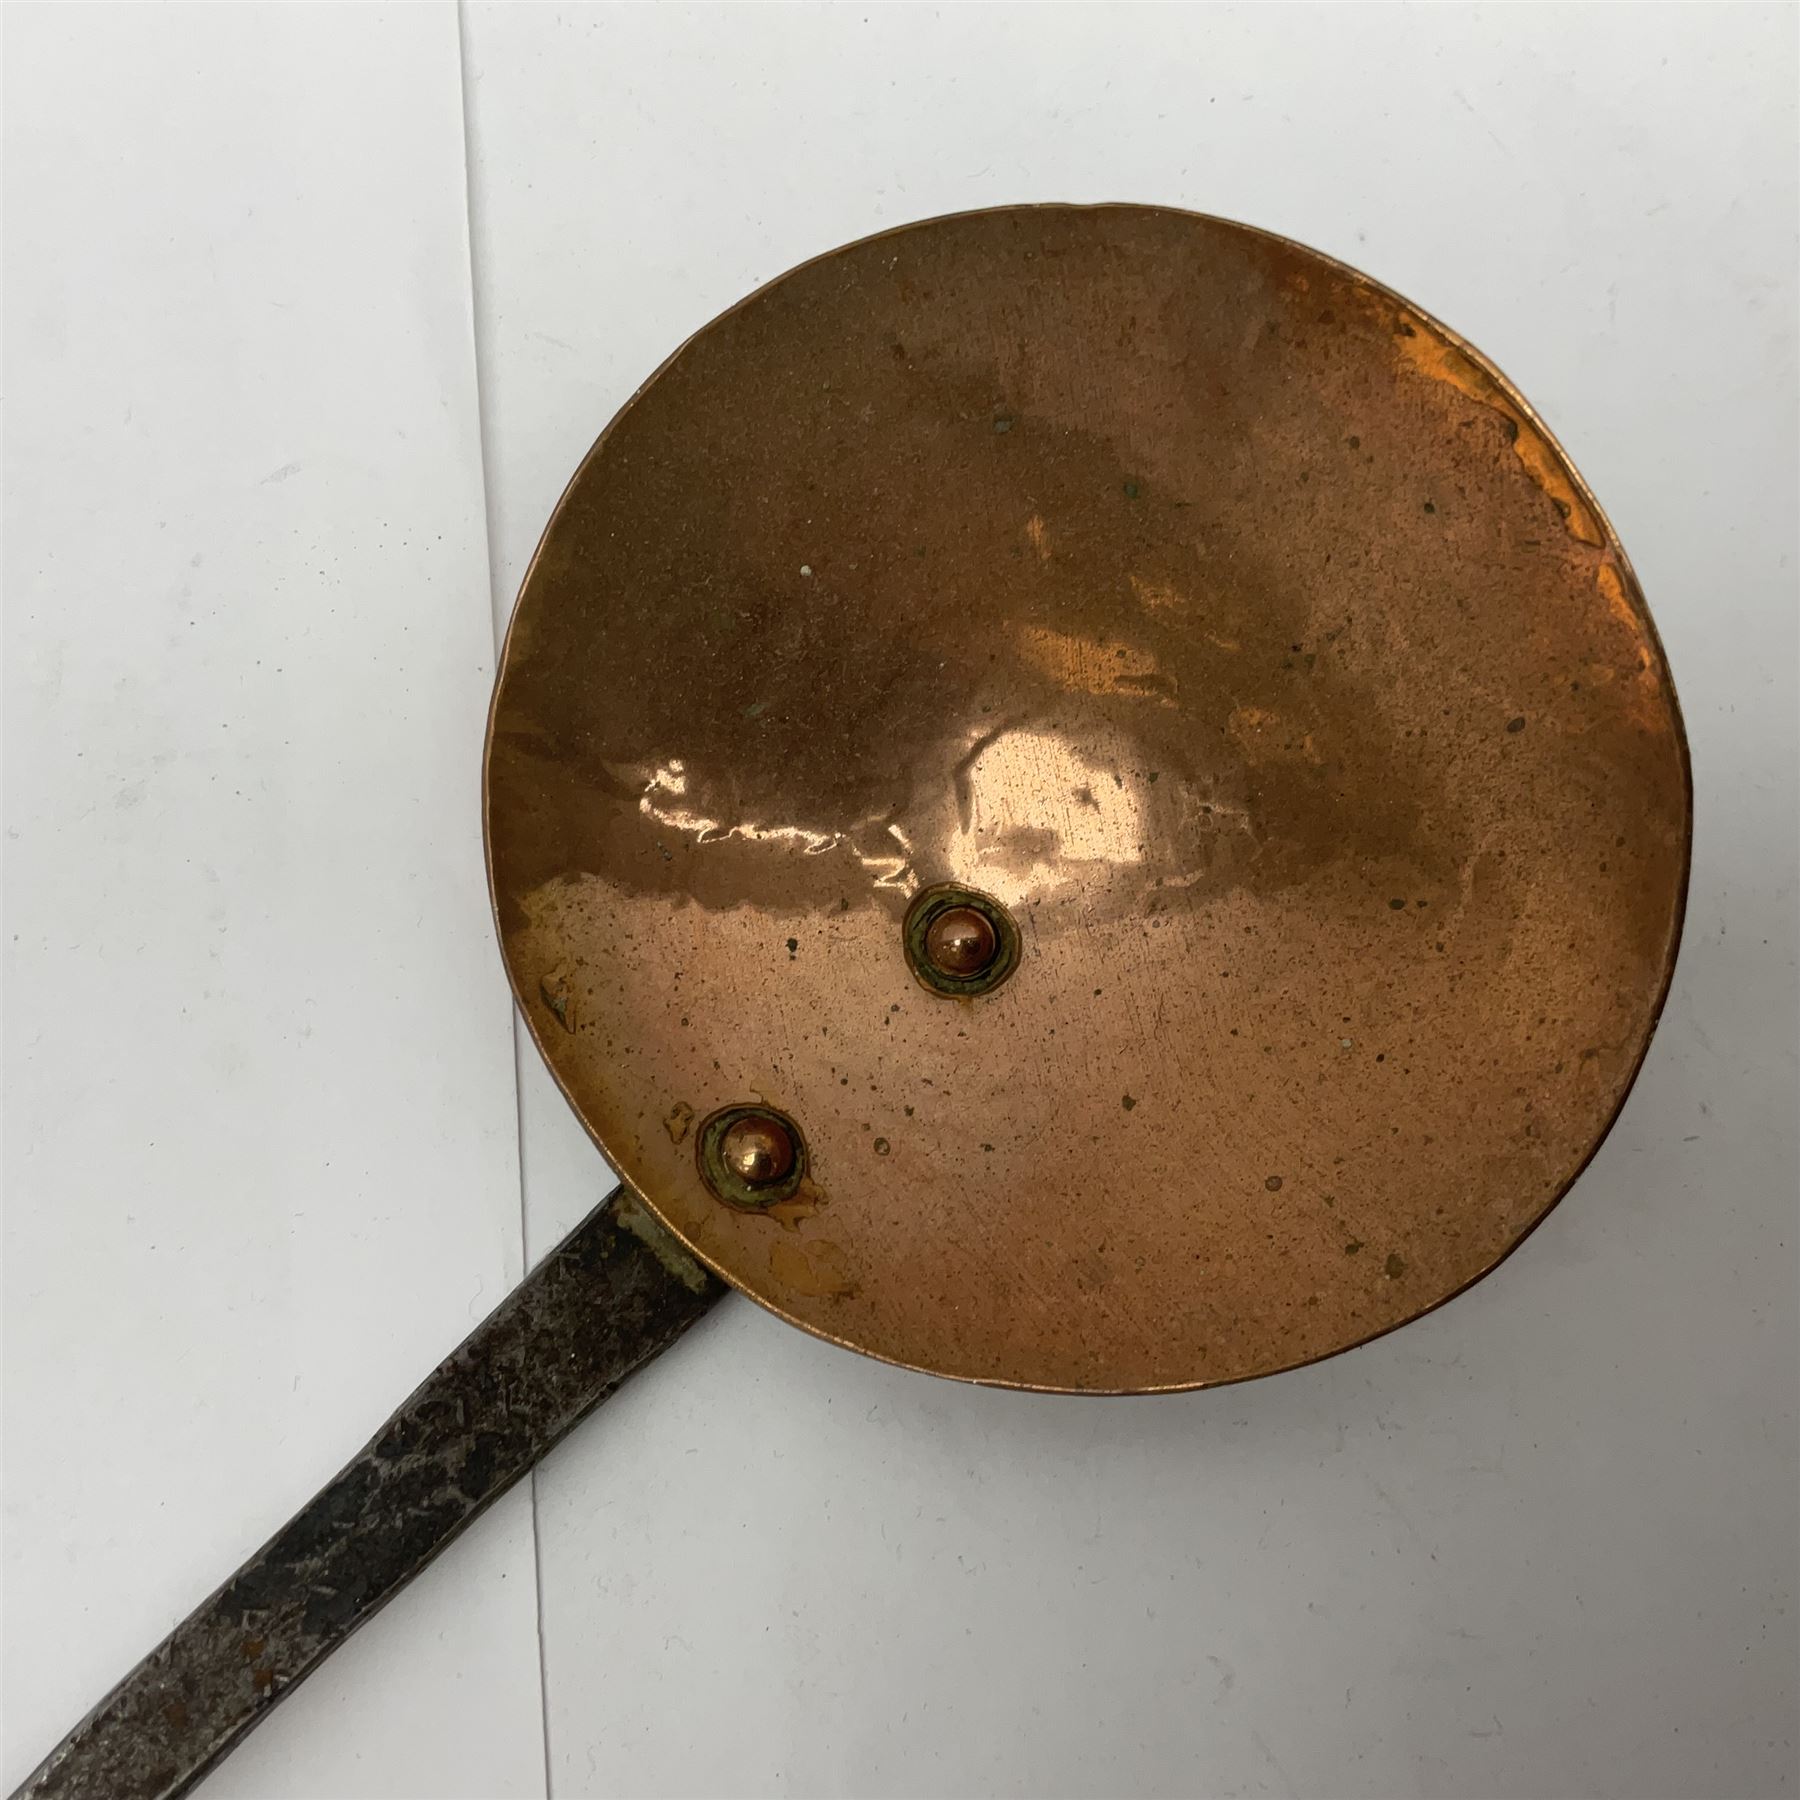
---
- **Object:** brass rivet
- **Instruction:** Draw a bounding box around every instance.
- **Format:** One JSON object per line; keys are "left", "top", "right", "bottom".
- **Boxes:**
{"left": 923, "top": 905, "right": 998, "bottom": 979}
{"left": 719, "top": 1112, "right": 797, "bottom": 1187}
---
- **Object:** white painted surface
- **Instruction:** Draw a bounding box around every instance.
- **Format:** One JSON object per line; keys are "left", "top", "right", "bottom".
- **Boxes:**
{"left": 5, "top": 4, "right": 1796, "bottom": 1799}
{"left": 2, "top": 6, "right": 543, "bottom": 1797}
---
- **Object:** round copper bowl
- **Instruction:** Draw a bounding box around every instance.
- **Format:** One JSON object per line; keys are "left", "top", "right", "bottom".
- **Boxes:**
{"left": 485, "top": 205, "right": 1690, "bottom": 1393}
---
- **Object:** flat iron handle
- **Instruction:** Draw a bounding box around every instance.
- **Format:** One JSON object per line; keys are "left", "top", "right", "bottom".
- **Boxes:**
{"left": 11, "top": 1187, "right": 727, "bottom": 1800}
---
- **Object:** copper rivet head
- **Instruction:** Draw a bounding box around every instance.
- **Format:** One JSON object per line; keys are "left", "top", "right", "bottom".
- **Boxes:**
{"left": 719, "top": 1113, "right": 796, "bottom": 1186}
{"left": 697, "top": 1104, "right": 808, "bottom": 1209}
{"left": 902, "top": 883, "right": 1022, "bottom": 998}
{"left": 923, "top": 905, "right": 998, "bottom": 978}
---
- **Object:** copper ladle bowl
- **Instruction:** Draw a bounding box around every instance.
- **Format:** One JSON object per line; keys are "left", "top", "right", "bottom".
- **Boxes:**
{"left": 486, "top": 204, "right": 1690, "bottom": 1393}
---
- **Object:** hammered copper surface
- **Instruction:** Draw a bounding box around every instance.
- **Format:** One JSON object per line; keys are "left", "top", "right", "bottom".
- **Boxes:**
{"left": 485, "top": 205, "right": 1689, "bottom": 1393}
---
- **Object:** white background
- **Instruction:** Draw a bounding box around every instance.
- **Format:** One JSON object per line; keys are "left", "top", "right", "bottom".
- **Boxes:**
{"left": 4, "top": 5, "right": 1795, "bottom": 1799}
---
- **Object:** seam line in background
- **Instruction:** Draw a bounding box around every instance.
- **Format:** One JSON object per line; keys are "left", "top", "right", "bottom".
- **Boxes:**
{"left": 453, "top": 2, "right": 557, "bottom": 1796}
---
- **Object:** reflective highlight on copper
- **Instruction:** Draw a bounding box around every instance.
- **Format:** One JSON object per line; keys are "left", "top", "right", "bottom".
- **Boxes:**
{"left": 486, "top": 205, "right": 1689, "bottom": 1392}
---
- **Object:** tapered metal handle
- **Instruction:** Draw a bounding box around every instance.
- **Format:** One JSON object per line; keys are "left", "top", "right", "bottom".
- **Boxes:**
{"left": 12, "top": 1188, "right": 727, "bottom": 1800}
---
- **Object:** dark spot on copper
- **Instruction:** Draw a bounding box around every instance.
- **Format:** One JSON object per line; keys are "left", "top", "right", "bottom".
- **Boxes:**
{"left": 1265, "top": 1175, "right": 1283, "bottom": 1192}
{"left": 538, "top": 976, "right": 572, "bottom": 1032}
{"left": 1506, "top": 715, "right": 1526, "bottom": 733}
